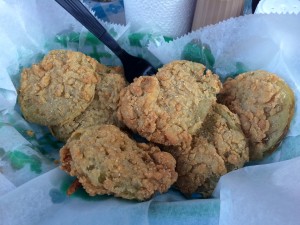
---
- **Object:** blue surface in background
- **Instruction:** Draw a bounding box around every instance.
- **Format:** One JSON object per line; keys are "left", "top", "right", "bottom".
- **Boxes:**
{"left": 83, "top": 0, "right": 125, "bottom": 23}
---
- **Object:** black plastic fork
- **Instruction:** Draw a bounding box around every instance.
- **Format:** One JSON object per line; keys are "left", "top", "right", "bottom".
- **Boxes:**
{"left": 55, "top": 0, "right": 158, "bottom": 83}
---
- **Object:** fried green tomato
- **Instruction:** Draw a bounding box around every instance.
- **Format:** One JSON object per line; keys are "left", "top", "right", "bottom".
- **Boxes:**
{"left": 218, "top": 70, "right": 295, "bottom": 160}
{"left": 60, "top": 125, "right": 178, "bottom": 201}
{"left": 50, "top": 72, "right": 126, "bottom": 142}
{"left": 165, "top": 104, "right": 249, "bottom": 197}
{"left": 19, "top": 50, "right": 99, "bottom": 126}
{"left": 117, "top": 60, "right": 222, "bottom": 148}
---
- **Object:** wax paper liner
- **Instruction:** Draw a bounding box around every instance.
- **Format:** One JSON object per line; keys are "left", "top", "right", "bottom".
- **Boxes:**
{"left": 1, "top": 0, "right": 300, "bottom": 224}
{"left": 148, "top": 13, "right": 300, "bottom": 137}
{"left": 148, "top": 13, "right": 300, "bottom": 225}
{"left": 0, "top": 0, "right": 166, "bottom": 192}
{"left": 0, "top": 0, "right": 131, "bottom": 190}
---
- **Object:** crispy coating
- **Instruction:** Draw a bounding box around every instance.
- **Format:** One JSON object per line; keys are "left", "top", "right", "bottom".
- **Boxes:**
{"left": 165, "top": 104, "right": 249, "bottom": 197}
{"left": 50, "top": 72, "right": 126, "bottom": 141}
{"left": 168, "top": 137, "right": 226, "bottom": 197}
{"left": 117, "top": 60, "right": 222, "bottom": 147}
{"left": 60, "top": 125, "right": 178, "bottom": 201}
{"left": 67, "top": 179, "right": 81, "bottom": 196}
{"left": 19, "top": 50, "right": 99, "bottom": 126}
{"left": 198, "top": 104, "right": 249, "bottom": 171}
{"left": 218, "top": 70, "right": 295, "bottom": 160}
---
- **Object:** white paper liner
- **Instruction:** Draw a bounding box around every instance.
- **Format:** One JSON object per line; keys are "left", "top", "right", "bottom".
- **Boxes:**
{"left": 148, "top": 14, "right": 300, "bottom": 137}
{"left": 0, "top": 1, "right": 300, "bottom": 225}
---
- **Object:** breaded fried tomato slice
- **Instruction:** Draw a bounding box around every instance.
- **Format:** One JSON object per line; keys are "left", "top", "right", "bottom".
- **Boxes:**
{"left": 50, "top": 72, "right": 126, "bottom": 142}
{"left": 218, "top": 70, "right": 295, "bottom": 160}
{"left": 165, "top": 104, "right": 249, "bottom": 197}
{"left": 117, "top": 60, "right": 222, "bottom": 147}
{"left": 19, "top": 50, "right": 99, "bottom": 126}
{"left": 60, "top": 125, "right": 177, "bottom": 201}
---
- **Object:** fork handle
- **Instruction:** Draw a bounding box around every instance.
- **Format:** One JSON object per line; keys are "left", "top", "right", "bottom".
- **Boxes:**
{"left": 55, "top": 0, "right": 125, "bottom": 58}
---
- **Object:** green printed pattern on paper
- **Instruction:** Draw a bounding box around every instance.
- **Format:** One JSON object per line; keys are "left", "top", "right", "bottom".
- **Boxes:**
{"left": 128, "top": 33, "right": 173, "bottom": 47}
{"left": 7, "top": 151, "right": 42, "bottom": 174}
{"left": 54, "top": 32, "right": 113, "bottom": 61}
{"left": 54, "top": 31, "right": 164, "bottom": 68}
{"left": 182, "top": 39, "right": 215, "bottom": 71}
{"left": 36, "top": 132, "right": 63, "bottom": 155}
{"left": 222, "top": 62, "right": 250, "bottom": 81}
{"left": 55, "top": 30, "right": 117, "bottom": 47}
{"left": 233, "top": 62, "right": 249, "bottom": 77}
{"left": 0, "top": 113, "right": 61, "bottom": 161}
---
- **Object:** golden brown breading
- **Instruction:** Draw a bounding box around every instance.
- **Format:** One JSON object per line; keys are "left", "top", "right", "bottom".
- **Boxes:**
{"left": 198, "top": 104, "right": 249, "bottom": 171}
{"left": 164, "top": 104, "right": 249, "bottom": 197}
{"left": 117, "top": 60, "right": 222, "bottom": 147}
{"left": 218, "top": 70, "right": 295, "bottom": 160}
{"left": 168, "top": 136, "right": 227, "bottom": 197}
{"left": 60, "top": 125, "right": 178, "bottom": 201}
{"left": 19, "top": 50, "right": 99, "bottom": 126}
{"left": 50, "top": 73, "right": 126, "bottom": 141}
{"left": 66, "top": 179, "right": 81, "bottom": 196}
